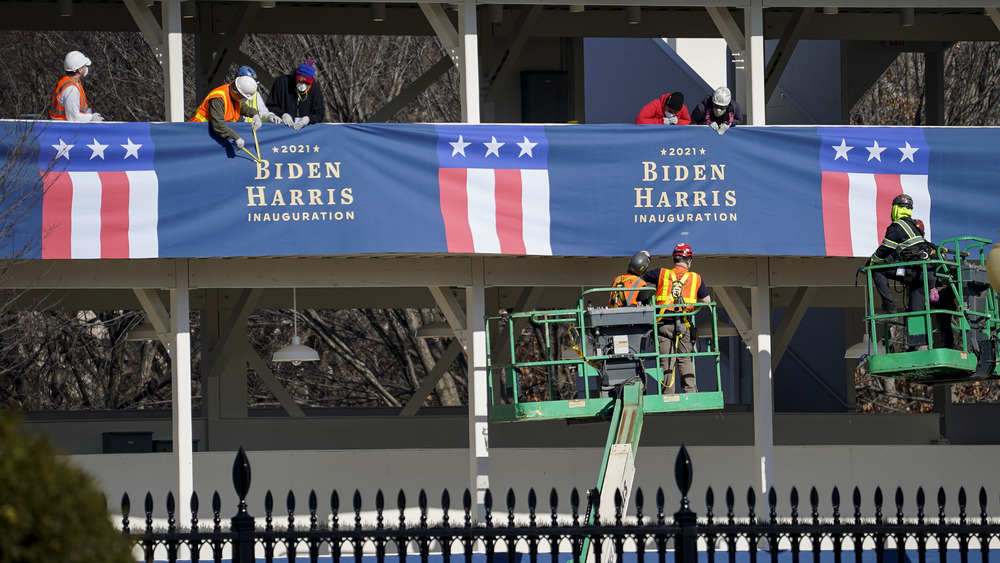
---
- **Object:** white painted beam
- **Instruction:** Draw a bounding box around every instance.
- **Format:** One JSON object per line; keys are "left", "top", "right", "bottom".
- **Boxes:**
{"left": 244, "top": 342, "right": 307, "bottom": 418}
{"left": 399, "top": 340, "right": 463, "bottom": 417}
{"left": 484, "top": 6, "right": 542, "bottom": 103}
{"left": 744, "top": 0, "right": 766, "bottom": 125}
{"left": 1, "top": 256, "right": 867, "bottom": 291}
{"left": 368, "top": 56, "right": 454, "bottom": 123}
{"left": 419, "top": 3, "right": 460, "bottom": 56}
{"left": 751, "top": 256, "right": 774, "bottom": 497}
{"left": 988, "top": 7, "right": 1000, "bottom": 32}
{"left": 713, "top": 286, "right": 753, "bottom": 343}
{"left": 169, "top": 260, "right": 193, "bottom": 526}
{"left": 429, "top": 286, "right": 469, "bottom": 334}
{"left": 161, "top": 0, "right": 185, "bottom": 122}
{"left": 123, "top": 0, "right": 163, "bottom": 49}
{"left": 706, "top": 6, "right": 745, "bottom": 54}
{"left": 133, "top": 288, "right": 171, "bottom": 346}
{"left": 467, "top": 257, "right": 489, "bottom": 522}
{"left": 206, "top": 288, "right": 262, "bottom": 379}
{"left": 763, "top": 7, "right": 813, "bottom": 101}
{"left": 459, "top": 0, "right": 481, "bottom": 123}
{"left": 203, "top": 3, "right": 258, "bottom": 88}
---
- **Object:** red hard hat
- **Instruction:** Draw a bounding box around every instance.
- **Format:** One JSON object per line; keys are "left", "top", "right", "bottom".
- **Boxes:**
{"left": 673, "top": 243, "right": 693, "bottom": 258}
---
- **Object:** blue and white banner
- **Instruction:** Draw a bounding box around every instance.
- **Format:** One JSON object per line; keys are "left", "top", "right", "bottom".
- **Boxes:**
{"left": 4, "top": 121, "right": 997, "bottom": 259}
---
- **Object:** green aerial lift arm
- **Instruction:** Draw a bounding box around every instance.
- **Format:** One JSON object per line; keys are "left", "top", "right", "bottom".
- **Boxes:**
{"left": 582, "top": 378, "right": 645, "bottom": 563}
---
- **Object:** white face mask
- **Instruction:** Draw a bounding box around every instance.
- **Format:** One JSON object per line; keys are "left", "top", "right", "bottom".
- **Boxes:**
{"left": 82, "top": 66, "right": 89, "bottom": 78}
{"left": 713, "top": 106, "right": 727, "bottom": 117}
{"left": 297, "top": 83, "right": 308, "bottom": 93}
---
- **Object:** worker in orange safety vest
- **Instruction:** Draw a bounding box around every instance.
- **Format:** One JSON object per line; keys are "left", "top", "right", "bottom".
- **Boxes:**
{"left": 640, "top": 244, "right": 711, "bottom": 394}
{"left": 608, "top": 251, "right": 651, "bottom": 307}
{"left": 190, "top": 76, "right": 262, "bottom": 153}
{"left": 50, "top": 51, "right": 102, "bottom": 122}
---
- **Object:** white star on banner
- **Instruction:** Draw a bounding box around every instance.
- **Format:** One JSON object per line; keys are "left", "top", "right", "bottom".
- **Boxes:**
{"left": 484, "top": 136, "right": 504, "bottom": 157}
{"left": 516, "top": 136, "right": 537, "bottom": 158}
{"left": 122, "top": 138, "right": 142, "bottom": 159}
{"left": 52, "top": 138, "right": 74, "bottom": 160}
{"left": 87, "top": 138, "right": 108, "bottom": 160}
{"left": 866, "top": 140, "right": 887, "bottom": 162}
{"left": 899, "top": 141, "right": 919, "bottom": 163}
{"left": 450, "top": 135, "right": 471, "bottom": 157}
{"left": 832, "top": 138, "right": 852, "bottom": 161}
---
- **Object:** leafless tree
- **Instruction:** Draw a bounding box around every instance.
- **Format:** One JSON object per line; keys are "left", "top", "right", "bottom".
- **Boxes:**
{"left": 240, "top": 33, "right": 461, "bottom": 123}
{"left": 852, "top": 42, "right": 1000, "bottom": 126}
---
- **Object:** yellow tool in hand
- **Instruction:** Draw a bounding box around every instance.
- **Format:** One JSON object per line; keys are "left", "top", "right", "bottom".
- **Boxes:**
{"left": 240, "top": 145, "right": 261, "bottom": 163}
{"left": 252, "top": 126, "right": 262, "bottom": 162}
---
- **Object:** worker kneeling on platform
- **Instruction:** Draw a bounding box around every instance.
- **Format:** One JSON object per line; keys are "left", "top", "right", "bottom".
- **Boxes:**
{"left": 641, "top": 244, "right": 711, "bottom": 394}
{"left": 609, "top": 252, "right": 651, "bottom": 307}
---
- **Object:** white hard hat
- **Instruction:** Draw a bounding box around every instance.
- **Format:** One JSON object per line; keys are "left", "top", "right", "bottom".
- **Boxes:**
{"left": 712, "top": 86, "right": 731, "bottom": 107}
{"left": 233, "top": 75, "right": 257, "bottom": 99}
{"left": 64, "top": 51, "right": 91, "bottom": 72}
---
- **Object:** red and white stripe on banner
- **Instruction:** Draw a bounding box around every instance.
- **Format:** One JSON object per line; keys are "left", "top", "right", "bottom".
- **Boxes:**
{"left": 439, "top": 167, "right": 551, "bottom": 255}
{"left": 41, "top": 170, "right": 159, "bottom": 259}
{"left": 821, "top": 172, "right": 930, "bottom": 257}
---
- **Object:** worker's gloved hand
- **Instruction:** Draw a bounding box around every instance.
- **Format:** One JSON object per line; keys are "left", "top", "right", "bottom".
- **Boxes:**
{"left": 90, "top": 113, "right": 104, "bottom": 123}
{"left": 663, "top": 114, "right": 678, "bottom": 125}
{"left": 281, "top": 113, "right": 295, "bottom": 127}
{"left": 234, "top": 137, "right": 245, "bottom": 151}
{"left": 709, "top": 121, "right": 720, "bottom": 132}
{"left": 267, "top": 113, "right": 282, "bottom": 125}
{"left": 251, "top": 114, "right": 262, "bottom": 132}
{"left": 718, "top": 123, "right": 730, "bottom": 135}
{"left": 292, "top": 116, "right": 310, "bottom": 130}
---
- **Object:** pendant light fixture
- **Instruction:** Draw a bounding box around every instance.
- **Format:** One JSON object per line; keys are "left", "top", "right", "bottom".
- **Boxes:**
{"left": 272, "top": 288, "right": 320, "bottom": 365}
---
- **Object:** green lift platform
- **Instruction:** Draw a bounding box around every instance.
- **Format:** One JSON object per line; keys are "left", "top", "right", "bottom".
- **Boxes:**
{"left": 485, "top": 287, "right": 725, "bottom": 422}
{"left": 485, "top": 287, "right": 726, "bottom": 561}
{"left": 860, "top": 237, "right": 999, "bottom": 385}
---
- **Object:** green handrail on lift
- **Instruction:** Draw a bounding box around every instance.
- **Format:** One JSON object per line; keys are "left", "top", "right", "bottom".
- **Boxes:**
{"left": 485, "top": 287, "right": 725, "bottom": 422}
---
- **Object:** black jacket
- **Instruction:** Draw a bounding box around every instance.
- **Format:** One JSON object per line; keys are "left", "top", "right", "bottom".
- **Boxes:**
{"left": 873, "top": 217, "right": 931, "bottom": 263}
{"left": 691, "top": 95, "right": 743, "bottom": 126}
{"left": 265, "top": 74, "right": 325, "bottom": 124}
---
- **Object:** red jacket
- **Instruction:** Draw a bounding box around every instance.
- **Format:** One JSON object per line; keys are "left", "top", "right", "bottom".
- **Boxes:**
{"left": 635, "top": 94, "right": 691, "bottom": 125}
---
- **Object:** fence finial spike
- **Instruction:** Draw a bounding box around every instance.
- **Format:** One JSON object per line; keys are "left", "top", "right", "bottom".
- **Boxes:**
{"left": 232, "top": 446, "right": 252, "bottom": 516}
{"left": 674, "top": 444, "right": 693, "bottom": 498}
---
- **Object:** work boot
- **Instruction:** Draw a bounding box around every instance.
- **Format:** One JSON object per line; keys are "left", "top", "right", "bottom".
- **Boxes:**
{"left": 880, "top": 302, "right": 897, "bottom": 315}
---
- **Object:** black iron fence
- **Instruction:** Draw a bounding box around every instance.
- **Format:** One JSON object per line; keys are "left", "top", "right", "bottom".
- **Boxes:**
{"left": 121, "top": 446, "right": 1000, "bottom": 563}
